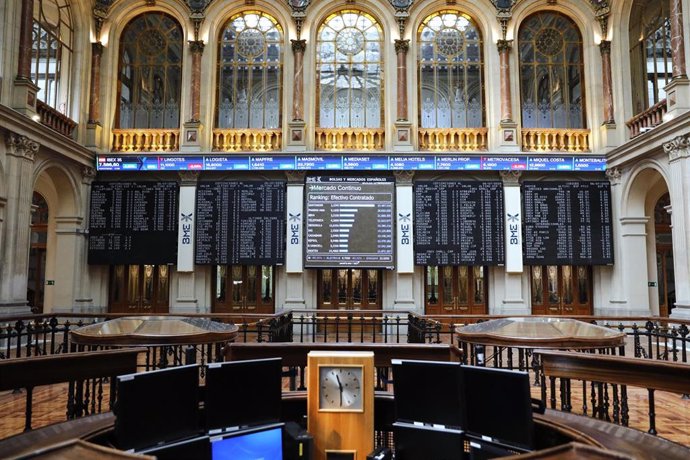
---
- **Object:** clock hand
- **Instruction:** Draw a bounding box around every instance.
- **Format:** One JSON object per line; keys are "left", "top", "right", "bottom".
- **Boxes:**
{"left": 335, "top": 374, "right": 344, "bottom": 406}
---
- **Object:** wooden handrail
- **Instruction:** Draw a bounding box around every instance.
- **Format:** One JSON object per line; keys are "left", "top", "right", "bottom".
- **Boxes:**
{"left": 534, "top": 350, "right": 690, "bottom": 395}
{"left": 0, "top": 348, "right": 146, "bottom": 391}
{"left": 224, "top": 342, "right": 461, "bottom": 367}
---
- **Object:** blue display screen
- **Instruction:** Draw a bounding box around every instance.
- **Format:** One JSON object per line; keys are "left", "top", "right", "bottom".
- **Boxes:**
{"left": 211, "top": 427, "right": 282, "bottom": 460}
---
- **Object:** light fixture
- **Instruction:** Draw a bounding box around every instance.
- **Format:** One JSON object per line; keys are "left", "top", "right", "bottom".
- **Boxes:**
{"left": 31, "top": 114, "right": 41, "bottom": 122}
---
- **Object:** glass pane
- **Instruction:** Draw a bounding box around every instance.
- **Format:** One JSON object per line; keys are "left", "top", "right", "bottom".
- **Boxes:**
{"left": 128, "top": 265, "right": 139, "bottom": 305}
{"left": 547, "top": 266, "right": 559, "bottom": 304}
{"left": 262, "top": 266, "right": 273, "bottom": 301}
{"left": 113, "top": 265, "right": 125, "bottom": 303}
{"left": 442, "top": 266, "right": 453, "bottom": 304}
{"left": 216, "top": 265, "right": 226, "bottom": 301}
{"left": 531, "top": 266, "right": 543, "bottom": 304}
{"left": 322, "top": 271, "right": 332, "bottom": 304}
{"left": 352, "top": 270, "right": 362, "bottom": 305}
{"left": 157, "top": 265, "right": 169, "bottom": 303}
{"left": 338, "top": 269, "right": 348, "bottom": 304}
{"left": 367, "top": 270, "right": 378, "bottom": 303}
{"left": 473, "top": 267, "right": 484, "bottom": 304}
{"left": 231, "top": 265, "right": 242, "bottom": 304}
{"left": 562, "top": 265, "right": 573, "bottom": 304}
{"left": 458, "top": 266, "right": 469, "bottom": 304}
{"left": 426, "top": 266, "right": 438, "bottom": 304}
{"left": 143, "top": 265, "right": 154, "bottom": 304}
{"left": 578, "top": 266, "right": 589, "bottom": 304}
{"left": 247, "top": 265, "right": 257, "bottom": 303}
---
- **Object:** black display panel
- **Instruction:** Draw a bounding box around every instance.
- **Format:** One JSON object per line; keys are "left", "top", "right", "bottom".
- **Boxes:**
{"left": 414, "top": 181, "right": 505, "bottom": 266}
{"left": 522, "top": 181, "right": 614, "bottom": 265}
{"left": 88, "top": 181, "right": 178, "bottom": 265}
{"left": 195, "top": 181, "right": 286, "bottom": 265}
{"left": 393, "top": 422, "right": 466, "bottom": 460}
{"left": 304, "top": 177, "right": 394, "bottom": 269}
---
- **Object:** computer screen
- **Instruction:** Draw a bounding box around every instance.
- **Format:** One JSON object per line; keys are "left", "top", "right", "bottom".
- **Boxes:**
{"left": 393, "top": 421, "right": 465, "bottom": 460}
{"left": 211, "top": 423, "right": 284, "bottom": 460}
{"left": 392, "top": 359, "right": 464, "bottom": 427}
{"left": 462, "top": 366, "right": 534, "bottom": 449}
{"left": 205, "top": 357, "right": 283, "bottom": 431}
{"left": 140, "top": 435, "right": 210, "bottom": 460}
{"left": 114, "top": 364, "right": 200, "bottom": 450}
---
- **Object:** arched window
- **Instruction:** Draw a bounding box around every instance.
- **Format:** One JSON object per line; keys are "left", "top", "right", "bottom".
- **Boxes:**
{"left": 418, "top": 11, "right": 484, "bottom": 128}
{"left": 31, "top": 0, "right": 73, "bottom": 114}
{"left": 117, "top": 13, "right": 183, "bottom": 129}
{"left": 629, "top": 0, "right": 671, "bottom": 115}
{"left": 217, "top": 11, "right": 282, "bottom": 129}
{"left": 518, "top": 12, "right": 585, "bottom": 129}
{"left": 317, "top": 10, "right": 383, "bottom": 129}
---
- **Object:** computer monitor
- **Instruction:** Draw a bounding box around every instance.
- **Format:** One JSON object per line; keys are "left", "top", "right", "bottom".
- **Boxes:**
{"left": 139, "top": 435, "right": 211, "bottom": 460}
{"left": 392, "top": 359, "right": 464, "bottom": 428}
{"left": 210, "top": 423, "right": 284, "bottom": 460}
{"left": 205, "top": 357, "right": 283, "bottom": 431}
{"left": 466, "top": 436, "right": 527, "bottom": 460}
{"left": 462, "top": 365, "right": 534, "bottom": 450}
{"left": 114, "top": 364, "right": 200, "bottom": 450}
{"left": 393, "top": 421, "right": 465, "bottom": 460}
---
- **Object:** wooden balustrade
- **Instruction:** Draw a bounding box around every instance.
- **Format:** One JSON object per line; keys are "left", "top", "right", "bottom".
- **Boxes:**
{"left": 111, "top": 129, "right": 180, "bottom": 152}
{"left": 213, "top": 129, "right": 282, "bottom": 151}
{"left": 521, "top": 128, "right": 591, "bottom": 152}
{"left": 626, "top": 99, "right": 668, "bottom": 138}
{"left": 315, "top": 128, "right": 385, "bottom": 150}
{"left": 36, "top": 100, "right": 77, "bottom": 138}
{"left": 418, "top": 128, "right": 488, "bottom": 151}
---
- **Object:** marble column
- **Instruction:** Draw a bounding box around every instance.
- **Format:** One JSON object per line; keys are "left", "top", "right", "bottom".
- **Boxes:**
{"left": 395, "top": 39, "right": 410, "bottom": 122}
{"left": 670, "top": 0, "right": 687, "bottom": 78}
{"left": 88, "top": 43, "right": 104, "bottom": 124}
{"left": 189, "top": 40, "right": 205, "bottom": 122}
{"left": 17, "top": 0, "right": 33, "bottom": 80}
{"left": 291, "top": 39, "right": 306, "bottom": 121}
{"left": 393, "top": 171, "right": 416, "bottom": 313}
{"left": 0, "top": 133, "right": 39, "bottom": 314}
{"left": 174, "top": 171, "right": 199, "bottom": 312}
{"left": 599, "top": 40, "right": 615, "bottom": 124}
{"left": 283, "top": 171, "right": 306, "bottom": 311}
{"left": 497, "top": 40, "right": 513, "bottom": 123}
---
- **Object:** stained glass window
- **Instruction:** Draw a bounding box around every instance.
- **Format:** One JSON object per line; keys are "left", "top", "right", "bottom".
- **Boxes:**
{"left": 217, "top": 11, "right": 282, "bottom": 129}
{"left": 418, "top": 11, "right": 484, "bottom": 128}
{"left": 317, "top": 10, "right": 383, "bottom": 128}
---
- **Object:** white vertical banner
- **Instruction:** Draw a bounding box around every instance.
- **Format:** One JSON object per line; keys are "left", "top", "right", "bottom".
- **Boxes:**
{"left": 504, "top": 185, "right": 523, "bottom": 273}
{"left": 286, "top": 183, "right": 304, "bottom": 273}
{"left": 177, "top": 185, "right": 196, "bottom": 272}
{"left": 396, "top": 183, "right": 414, "bottom": 273}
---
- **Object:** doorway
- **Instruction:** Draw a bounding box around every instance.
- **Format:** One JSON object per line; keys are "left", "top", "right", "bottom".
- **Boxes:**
{"left": 424, "top": 266, "right": 487, "bottom": 315}
{"left": 28, "top": 192, "right": 49, "bottom": 313}
{"left": 109, "top": 265, "right": 170, "bottom": 313}
{"left": 317, "top": 269, "right": 382, "bottom": 310}
{"left": 655, "top": 193, "right": 675, "bottom": 316}
{"left": 213, "top": 265, "right": 275, "bottom": 314}
{"left": 530, "top": 265, "right": 592, "bottom": 315}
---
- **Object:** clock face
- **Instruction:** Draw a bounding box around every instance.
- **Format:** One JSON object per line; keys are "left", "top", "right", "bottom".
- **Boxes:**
{"left": 319, "top": 366, "right": 363, "bottom": 411}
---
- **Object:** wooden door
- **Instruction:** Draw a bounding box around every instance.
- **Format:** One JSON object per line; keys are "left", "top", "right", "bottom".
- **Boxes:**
{"left": 28, "top": 192, "right": 49, "bottom": 313}
{"left": 530, "top": 265, "right": 592, "bottom": 315}
{"left": 424, "top": 266, "right": 487, "bottom": 315}
{"left": 655, "top": 193, "right": 675, "bottom": 316}
{"left": 317, "top": 269, "right": 382, "bottom": 310}
{"left": 213, "top": 265, "right": 275, "bottom": 314}
{"left": 109, "top": 265, "right": 170, "bottom": 314}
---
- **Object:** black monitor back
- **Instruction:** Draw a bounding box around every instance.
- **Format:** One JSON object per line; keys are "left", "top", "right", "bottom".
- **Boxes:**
{"left": 392, "top": 359, "right": 464, "bottom": 427}
{"left": 139, "top": 435, "right": 210, "bottom": 460}
{"left": 393, "top": 421, "right": 465, "bottom": 460}
{"left": 462, "top": 365, "right": 534, "bottom": 450}
{"left": 114, "top": 364, "right": 200, "bottom": 450}
{"left": 205, "top": 357, "right": 282, "bottom": 431}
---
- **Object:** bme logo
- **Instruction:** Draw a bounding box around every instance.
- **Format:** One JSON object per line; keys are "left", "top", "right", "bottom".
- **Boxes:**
{"left": 399, "top": 213, "right": 411, "bottom": 245}
{"left": 289, "top": 213, "right": 301, "bottom": 244}
{"left": 181, "top": 213, "right": 193, "bottom": 245}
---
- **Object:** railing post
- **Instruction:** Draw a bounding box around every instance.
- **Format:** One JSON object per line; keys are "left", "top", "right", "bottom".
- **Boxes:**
{"left": 648, "top": 388, "right": 657, "bottom": 435}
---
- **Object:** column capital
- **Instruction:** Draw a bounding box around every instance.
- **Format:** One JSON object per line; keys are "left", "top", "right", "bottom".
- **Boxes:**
{"left": 178, "top": 171, "right": 200, "bottom": 185}
{"left": 82, "top": 167, "right": 97, "bottom": 185}
{"left": 500, "top": 170, "right": 522, "bottom": 184}
{"left": 599, "top": 40, "right": 611, "bottom": 54}
{"left": 291, "top": 39, "right": 307, "bottom": 53}
{"left": 394, "top": 39, "right": 410, "bottom": 54}
{"left": 605, "top": 166, "right": 621, "bottom": 185}
{"left": 497, "top": 39, "right": 513, "bottom": 53}
{"left": 394, "top": 170, "right": 414, "bottom": 184}
{"left": 5, "top": 133, "right": 39, "bottom": 161}
{"left": 664, "top": 134, "right": 690, "bottom": 161}
{"left": 188, "top": 40, "right": 205, "bottom": 54}
{"left": 286, "top": 171, "right": 306, "bottom": 184}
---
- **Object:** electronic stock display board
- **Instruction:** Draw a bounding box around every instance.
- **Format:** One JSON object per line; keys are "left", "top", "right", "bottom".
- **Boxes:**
{"left": 305, "top": 177, "right": 395, "bottom": 268}
{"left": 414, "top": 181, "right": 505, "bottom": 266}
{"left": 522, "top": 181, "right": 614, "bottom": 265}
{"left": 194, "top": 181, "right": 286, "bottom": 265}
{"left": 88, "top": 181, "right": 178, "bottom": 264}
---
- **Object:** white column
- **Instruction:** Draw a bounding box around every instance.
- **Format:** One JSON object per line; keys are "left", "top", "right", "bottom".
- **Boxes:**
{"left": 392, "top": 171, "right": 416, "bottom": 311}
{"left": 616, "top": 217, "right": 652, "bottom": 315}
{"left": 664, "top": 136, "right": 690, "bottom": 319}
{"left": 174, "top": 171, "right": 199, "bottom": 312}
{"left": 52, "top": 216, "right": 84, "bottom": 312}
{"left": 283, "top": 172, "right": 306, "bottom": 311}
{"left": 0, "top": 133, "right": 38, "bottom": 314}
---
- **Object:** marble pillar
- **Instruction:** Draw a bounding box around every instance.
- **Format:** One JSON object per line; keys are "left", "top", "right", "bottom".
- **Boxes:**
{"left": 670, "top": 0, "right": 687, "bottom": 79}
{"left": 0, "top": 133, "right": 39, "bottom": 314}
{"left": 599, "top": 41, "right": 615, "bottom": 125}
{"left": 291, "top": 39, "right": 306, "bottom": 122}
{"left": 189, "top": 40, "right": 205, "bottom": 123}
{"left": 394, "top": 39, "right": 409, "bottom": 122}
{"left": 497, "top": 40, "right": 513, "bottom": 123}
{"left": 88, "top": 43, "right": 104, "bottom": 124}
{"left": 17, "top": 0, "right": 33, "bottom": 81}
{"left": 284, "top": 171, "right": 306, "bottom": 310}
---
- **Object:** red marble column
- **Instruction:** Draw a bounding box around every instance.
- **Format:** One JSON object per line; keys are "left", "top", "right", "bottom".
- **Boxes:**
{"left": 189, "top": 40, "right": 205, "bottom": 123}
{"left": 497, "top": 39, "right": 513, "bottom": 123}
{"left": 17, "top": 0, "right": 34, "bottom": 80}
{"left": 291, "top": 39, "right": 306, "bottom": 121}
{"left": 599, "top": 40, "right": 615, "bottom": 124}
{"left": 670, "top": 0, "right": 687, "bottom": 78}
{"left": 88, "top": 43, "right": 104, "bottom": 124}
{"left": 395, "top": 39, "right": 409, "bottom": 122}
